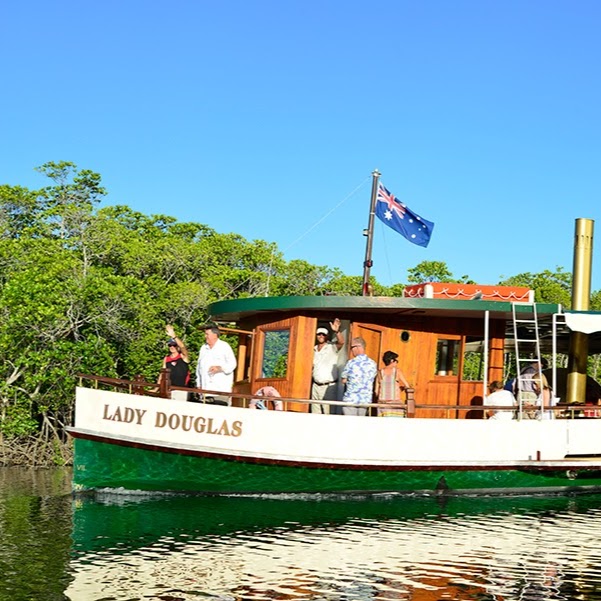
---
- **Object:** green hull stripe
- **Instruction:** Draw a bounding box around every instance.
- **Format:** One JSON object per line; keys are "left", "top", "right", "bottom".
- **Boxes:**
{"left": 73, "top": 438, "right": 601, "bottom": 494}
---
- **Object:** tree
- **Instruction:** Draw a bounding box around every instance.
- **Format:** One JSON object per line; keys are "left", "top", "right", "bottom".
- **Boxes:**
{"left": 499, "top": 268, "right": 572, "bottom": 305}
{"left": 0, "top": 185, "right": 41, "bottom": 239}
{"left": 35, "top": 161, "right": 105, "bottom": 240}
{"left": 0, "top": 163, "right": 296, "bottom": 460}
{"left": 407, "top": 261, "right": 456, "bottom": 283}
{"left": 3, "top": 161, "right": 601, "bottom": 465}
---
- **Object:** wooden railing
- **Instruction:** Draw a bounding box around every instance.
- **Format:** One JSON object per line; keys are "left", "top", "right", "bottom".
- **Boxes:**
{"left": 76, "top": 373, "right": 594, "bottom": 419}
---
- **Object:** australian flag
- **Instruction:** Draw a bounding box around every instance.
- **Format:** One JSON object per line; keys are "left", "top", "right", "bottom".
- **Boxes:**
{"left": 375, "top": 184, "right": 434, "bottom": 248}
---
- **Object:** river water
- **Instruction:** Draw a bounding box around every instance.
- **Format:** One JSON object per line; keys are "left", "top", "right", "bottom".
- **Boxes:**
{"left": 2, "top": 467, "right": 601, "bottom": 600}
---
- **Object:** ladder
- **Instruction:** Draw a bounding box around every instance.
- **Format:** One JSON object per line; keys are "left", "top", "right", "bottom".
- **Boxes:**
{"left": 511, "top": 302, "right": 544, "bottom": 419}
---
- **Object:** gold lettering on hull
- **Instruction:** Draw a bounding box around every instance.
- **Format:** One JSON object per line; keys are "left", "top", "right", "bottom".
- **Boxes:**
{"left": 102, "top": 404, "right": 243, "bottom": 437}
{"left": 102, "top": 404, "right": 146, "bottom": 425}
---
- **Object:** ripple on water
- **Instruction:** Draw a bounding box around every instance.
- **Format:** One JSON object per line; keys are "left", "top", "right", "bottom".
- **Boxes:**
{"left": 64, "top": 494, "right": 601, "bottom": 600}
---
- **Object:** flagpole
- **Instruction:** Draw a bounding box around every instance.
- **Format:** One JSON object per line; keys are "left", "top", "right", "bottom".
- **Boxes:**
{"left": 361, "top": 169, "right": 381, "bottom": 296}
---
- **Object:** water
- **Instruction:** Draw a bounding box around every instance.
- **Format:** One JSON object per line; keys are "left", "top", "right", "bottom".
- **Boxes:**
{"left": 3, "top": 468, "right": 601, "bottom": 600}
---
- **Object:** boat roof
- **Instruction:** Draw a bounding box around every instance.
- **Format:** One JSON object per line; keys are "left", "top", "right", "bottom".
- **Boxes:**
{"left": 208, "top": 296, "right": 601, "bottom": 355}
{"left": 208, "top": 295, "right": 560, "bottom": 321}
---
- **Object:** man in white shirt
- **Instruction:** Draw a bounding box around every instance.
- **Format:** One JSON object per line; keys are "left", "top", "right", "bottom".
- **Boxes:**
{"left": 484, "top": 381, "right": 516, "bottom": 420}
{"left": 196, "top": 324, "right": 237, "bottom": 406}
{"left": 311, "top": 318, "right": 344, "bottom": 414}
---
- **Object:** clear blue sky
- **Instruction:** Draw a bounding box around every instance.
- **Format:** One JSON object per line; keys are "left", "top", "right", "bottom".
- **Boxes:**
{"left": 2, "top": 0, "right": 601, "bottom": 290}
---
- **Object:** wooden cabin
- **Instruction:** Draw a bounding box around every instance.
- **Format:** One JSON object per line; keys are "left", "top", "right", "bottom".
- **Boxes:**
{"left": 207, "top": 284, "right": 582, "bottom": 419}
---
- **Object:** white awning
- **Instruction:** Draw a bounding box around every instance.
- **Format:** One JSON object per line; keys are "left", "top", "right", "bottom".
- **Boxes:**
{"left": 564, "top": 312, "right": 601, "bottom": 334}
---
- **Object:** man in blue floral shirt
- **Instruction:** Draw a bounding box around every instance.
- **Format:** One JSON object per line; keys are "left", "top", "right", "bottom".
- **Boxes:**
{"left": 340, "top": 337, "right": 377, "bottom": 416}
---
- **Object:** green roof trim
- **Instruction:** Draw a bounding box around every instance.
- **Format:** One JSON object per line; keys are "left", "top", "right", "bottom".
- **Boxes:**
{"left": 208, "top": 295, "right": 562, "bottom": 322}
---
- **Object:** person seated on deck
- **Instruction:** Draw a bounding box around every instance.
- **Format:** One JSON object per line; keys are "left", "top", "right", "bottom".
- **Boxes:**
{"left": 249, "top": 386, "right": 283, "bottom": 411}
{"left": 514, "top": 359, "right": 553, "bottom": 419}
{"left": 483, "top": 380, "right": 516, "bottom": 420}
{"left": 503, "top": 377, "right": 516, "bottom": 393}
{"left": 375, "top": 350, "right": 411, "bottom": 417}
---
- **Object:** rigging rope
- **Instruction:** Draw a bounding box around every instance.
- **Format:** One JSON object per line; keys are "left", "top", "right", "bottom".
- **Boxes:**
{"left": 208, "top": 176, "right": 372, "bottom": 304}
{"left": 281, "top": 176, "right": 371, "bottom": 253}
{"left": 376, "top": 218, "right": 395, "bottom": 288}
{"left": 264, "top": 176, "right": 372, "bottom": 296}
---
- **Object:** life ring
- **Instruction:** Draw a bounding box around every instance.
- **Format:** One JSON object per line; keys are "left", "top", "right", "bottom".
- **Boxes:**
{"left": 249, "top": 386, "right": 283, "bottom": 411}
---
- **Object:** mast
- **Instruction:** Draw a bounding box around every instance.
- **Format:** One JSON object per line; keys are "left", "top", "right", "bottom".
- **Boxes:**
{"left": 361, "top": 169, "right": 381, "bottom": 296}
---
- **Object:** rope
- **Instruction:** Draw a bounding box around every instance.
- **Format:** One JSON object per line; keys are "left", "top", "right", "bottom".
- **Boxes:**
{"left": 264, "top": 176, "right": 371, "bottom": 295}
{"left": 281, "top": 176, "right": 371, "bottom": 253}
{"left": 376, "top": 218, "right": 395, "bottom": 288}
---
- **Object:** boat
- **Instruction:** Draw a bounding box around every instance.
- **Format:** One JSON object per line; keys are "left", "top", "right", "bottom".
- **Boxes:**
{"left": 70, "top": 284, "right": 601, "bottom": 495}
{"left": 68, "top": 175, "right": 601, "bottom": 496}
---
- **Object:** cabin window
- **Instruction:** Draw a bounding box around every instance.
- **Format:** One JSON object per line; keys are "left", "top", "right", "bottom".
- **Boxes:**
{"left": 435, "top": 338, "right": 459, "bottom": 376}
{"left": 261, "top": 329, "right": 290, "bottom": 378}
{"left": 462, "top": 336, "right": 484, "bottom": 381}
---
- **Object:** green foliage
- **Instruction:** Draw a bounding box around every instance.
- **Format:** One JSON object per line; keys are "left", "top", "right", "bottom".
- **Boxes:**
{"left": 591, "top": 289, "right": 601, "bottom": 311}
{"left": 462, "top": 349, "right": 485, "bottom": 381}
{"left": 1, "top": 162, "right": 599, "bottom": 456}
{"left": 270, "top": 259, "right": 332, "bottom": 296}
{"left": 499, "top": 268, "right": 572, "bottom": 305}
{"left": 0, "top": 162, "right": 324, "bottom": 445}
{"left": 1, "top": 405, "right": 38, "bottom": 437}
{"left": 407, "top": 260, "right": 456, "bottom": 283}
{"left": 0, "top": 184, "right": 40, "bottom": 238}
{"left": 382, "top": 282, "right": 406, "bottom": 297}
{"left": 262, "top": 330, "right": 290, "bottom": 378}
{"left": 325, "top": 272, "right": 364, "bottom": 296}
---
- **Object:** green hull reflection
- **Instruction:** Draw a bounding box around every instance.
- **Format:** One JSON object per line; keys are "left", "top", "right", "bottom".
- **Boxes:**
{"left": 72, "top": 490, "right": 601, "bottom": 558}
{"left": 73, "top": 438, "right": 601, "bottom": 495}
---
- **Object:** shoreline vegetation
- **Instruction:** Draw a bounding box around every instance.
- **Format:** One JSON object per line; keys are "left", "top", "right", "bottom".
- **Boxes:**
{"left": 1, "top": 162, "right": 598, "bottom": 467}
{"left": 0, "top": 436, "right": 72, "bottom": 468}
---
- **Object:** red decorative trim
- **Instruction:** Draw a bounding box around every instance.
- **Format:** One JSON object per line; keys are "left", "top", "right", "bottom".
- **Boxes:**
{"left": 403, "top": 283, "right": 533, "bottom": 302}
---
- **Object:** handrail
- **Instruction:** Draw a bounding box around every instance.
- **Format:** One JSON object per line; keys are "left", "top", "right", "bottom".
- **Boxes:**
{"left": 217, "top": 326, "right": 254, "bottom": 336}
{"left": 77, "top": 373, "right": 164, "bottom": 397}
{"left": 76, "top": 373, "right": 588, "bottom": 418}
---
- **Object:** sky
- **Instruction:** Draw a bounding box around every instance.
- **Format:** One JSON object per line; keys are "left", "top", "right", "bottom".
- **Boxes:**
{"left": 2, "top": 0, "right": 601, "bottom": 290}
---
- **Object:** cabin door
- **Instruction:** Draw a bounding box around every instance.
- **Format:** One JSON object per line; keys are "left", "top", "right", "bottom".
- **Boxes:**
{"left": 248, "top": 315, "right": 316, "bottom": 411}
{"left": 350, "top": 323, "right": 385, "bottom": 366}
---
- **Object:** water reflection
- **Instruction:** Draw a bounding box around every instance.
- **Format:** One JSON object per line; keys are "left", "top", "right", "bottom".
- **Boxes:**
{"left": 68, "top": 491, "right": 601, "bottom": 601}
{"left": 3, "top": 467, "right": 601, "bottom": 601}
{"left": 0, "top": 467, "right": 73, "bottom": 601}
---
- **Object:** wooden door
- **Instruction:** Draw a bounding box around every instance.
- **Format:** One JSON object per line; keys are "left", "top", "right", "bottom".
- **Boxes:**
{"left": 351, "top": 323, "right": 385, "bottom": 365}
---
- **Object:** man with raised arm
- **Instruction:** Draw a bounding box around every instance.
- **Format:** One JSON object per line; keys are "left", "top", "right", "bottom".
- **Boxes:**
{"left": 311, "top": 318, "right": 344, "bottom": 414}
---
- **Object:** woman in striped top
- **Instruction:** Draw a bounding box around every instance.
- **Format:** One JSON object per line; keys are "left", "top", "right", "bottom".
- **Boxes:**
{"left": 375, "top": 350, "right": 411, "bottom": 417}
